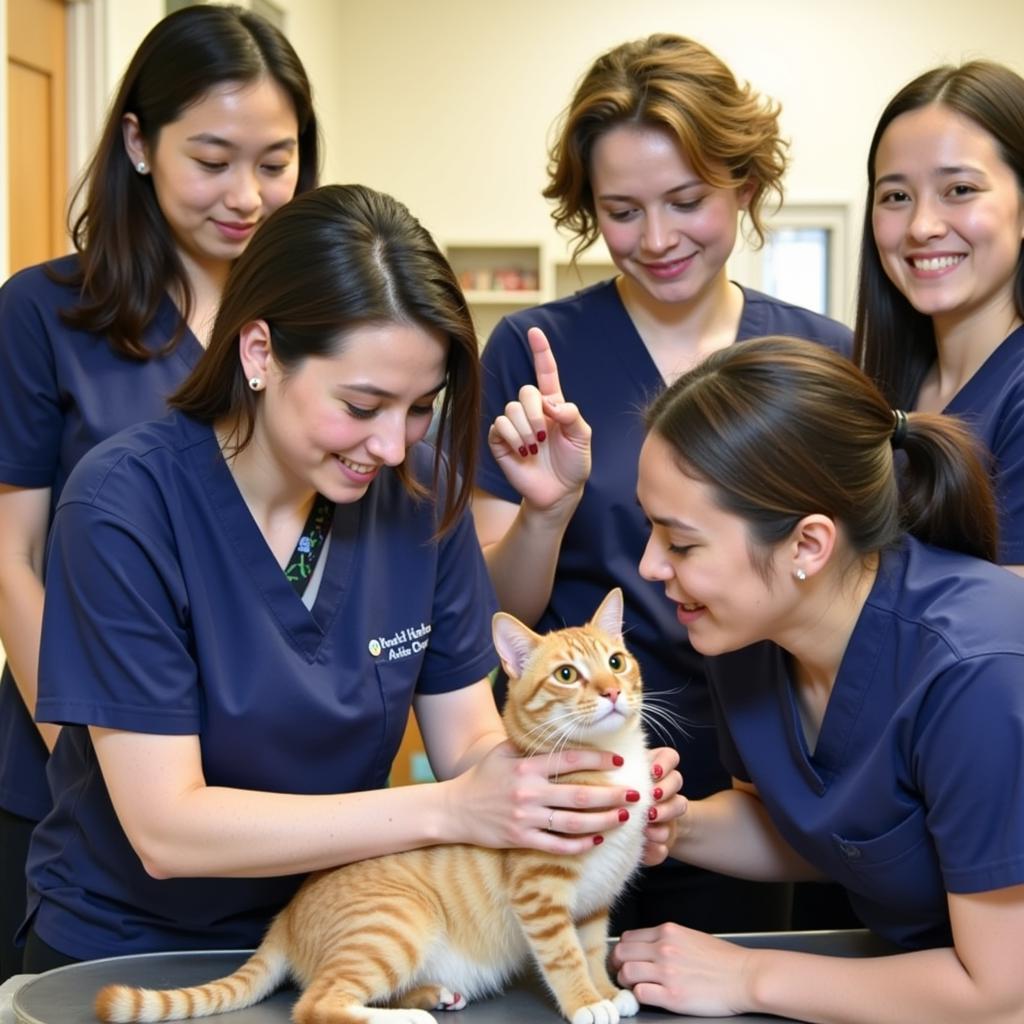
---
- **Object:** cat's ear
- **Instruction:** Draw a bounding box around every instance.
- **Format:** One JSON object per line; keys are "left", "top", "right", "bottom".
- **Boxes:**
{"left": 492, "top": 612, "right": 542, "bottom": 681}
{"left": 590, "top": 588, "right": 624, "bottom": 641}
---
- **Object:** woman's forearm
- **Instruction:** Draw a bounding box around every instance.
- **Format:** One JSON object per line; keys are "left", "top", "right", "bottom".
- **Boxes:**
{"left": 0, "top": 485, "right": 59, "bottom": 750}
{"left": 475, "top": 492, "right": 580, "bottom": 625}
{"left": 135, "top": 778, "right": 462, "bottom": 879}
{"left": 671, "top": 787, "right": 822, "bottom": 882}
{"left": 746, "top": 944, "right": 1023, "bottom": 1024}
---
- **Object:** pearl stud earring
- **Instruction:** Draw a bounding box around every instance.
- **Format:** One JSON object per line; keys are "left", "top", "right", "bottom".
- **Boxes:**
{"left": 248, "top": 376, "right": 264, "bottom": 392}
{"left": 135, "top": 160, "right": 148, "bottom": 174}
{"left": 794, "top": 568, "right": 807, "bottom": 581}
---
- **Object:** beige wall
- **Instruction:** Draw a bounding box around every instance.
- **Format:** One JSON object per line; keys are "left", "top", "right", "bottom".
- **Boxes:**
{"left": 325, "top": 0, "right": 1024, "bottom": 323}
{"left": 3, "top": 0, "right": 1024, "bottom": 306}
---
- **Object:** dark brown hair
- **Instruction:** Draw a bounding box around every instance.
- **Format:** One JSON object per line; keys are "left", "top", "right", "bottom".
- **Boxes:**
{"left": 646, "top": 336, "right": 998, "bottom": 569}
{"left": 56, "top": 3, "right": 319, "bottom": 359}
{"left": 854, "top": 61, "right": 1024, "bottom": 407}
{"left": 545, "top": 33, "right": 787, "bottom": 260}
{"left": 171, "top": 184, "right": 480, "bottom": 535}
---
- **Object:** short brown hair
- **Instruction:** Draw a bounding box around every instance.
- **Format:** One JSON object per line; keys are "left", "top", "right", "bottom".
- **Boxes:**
{"left": 545, "top": 33, "right": 787, "bottom": 259}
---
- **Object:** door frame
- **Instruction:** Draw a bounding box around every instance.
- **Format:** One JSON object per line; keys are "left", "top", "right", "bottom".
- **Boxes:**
{"left": 2, "top": 0, "right": 106, "bottom": 280}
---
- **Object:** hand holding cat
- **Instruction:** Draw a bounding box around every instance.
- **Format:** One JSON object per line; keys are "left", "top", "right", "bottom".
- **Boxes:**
{"left": 488, "top": 327, "right": 592, "bottom": 516}
{"left": 446, "top": 738, "right": 640, "bottom": 854}
{"left": 641, "top": 747, "right": 687, "bottom": 867}
{"left": 610, "top": 922, "right": 755, "bottom": 1017}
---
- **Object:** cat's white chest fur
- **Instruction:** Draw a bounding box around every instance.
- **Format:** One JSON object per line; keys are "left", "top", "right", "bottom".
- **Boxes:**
{"left": 573, "top": 729, "right": 651, "bottom": 921}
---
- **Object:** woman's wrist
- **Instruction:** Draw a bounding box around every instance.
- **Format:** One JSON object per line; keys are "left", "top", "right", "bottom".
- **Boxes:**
{"left": 519, "top": 485, "right": 584, "bottom": 529}
{"left": 668, "top": 794, "right": 700, "bottom": 861}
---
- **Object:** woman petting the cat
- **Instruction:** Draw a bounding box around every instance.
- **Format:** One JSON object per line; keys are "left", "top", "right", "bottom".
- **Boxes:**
{"left": 21, "top": 185, "right": 678, "bottom": 973}
{"left": 0, "top": 3, "right": 319, "bottom": 981}
{"left": 475, "top": 33, "right": 852, "bottom": 935}
{"left": 612, "top": 336, "right": 1024, "bottom": 1022}
{"left": 855, "top": 59, "right": 1024, "bottom": 575}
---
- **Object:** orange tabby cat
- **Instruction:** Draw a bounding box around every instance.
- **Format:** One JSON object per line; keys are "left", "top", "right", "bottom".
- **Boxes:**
{"left": 95, "top": 587, "right": 650, "bottom": 1024}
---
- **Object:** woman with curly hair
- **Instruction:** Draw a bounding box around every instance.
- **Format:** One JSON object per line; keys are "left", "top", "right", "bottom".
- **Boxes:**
{"left": 474, "top": 34, "right": 852, "bottom": 934}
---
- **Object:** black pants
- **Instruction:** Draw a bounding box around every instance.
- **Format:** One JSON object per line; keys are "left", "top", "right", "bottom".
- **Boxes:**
{"left": 0, "top": 807, "right": 35, "bottom": 982}
{"left": 610, "top": 858, "right": 792, "bottom": 936}
{"left": 791, "top": 880, "right": 862, "bottom": 930}
{"left": 21, "top": 928, "right": 79, "bottom": 974}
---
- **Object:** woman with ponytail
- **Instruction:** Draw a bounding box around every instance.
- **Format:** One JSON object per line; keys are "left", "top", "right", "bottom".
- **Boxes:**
{"left": 614, "top": 336, "right": 1024, "bottom": 1022}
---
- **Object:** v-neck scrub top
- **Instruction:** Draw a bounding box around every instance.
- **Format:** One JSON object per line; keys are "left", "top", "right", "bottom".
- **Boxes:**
{"left": 0, "top": 256, "right": 204, "bottom": 822}
{"left": 707, "top": 537, "right": 1024, "bottom": 951}
{"left": 27, "top": 411, "right": 498, "bottom": 960}
{"left": 477, "top": 280, "right": 852, "bottom": 800}
{"left": 942, "top": 323, "right": 1024, "bottom": 565}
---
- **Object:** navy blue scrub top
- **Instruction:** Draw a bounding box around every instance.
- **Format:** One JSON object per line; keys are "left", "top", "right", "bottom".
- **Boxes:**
{"left": 27, "top": 411, "right": 498, "bottom": 960}
{"left": 943, "top": 323, "right": 1024, "bottom": 564}
{"left": 477, "top": 279, "right": 852, "bottom": 798}
{"left": 0, "top": 256, "right": 203, "bottom": 821}
{"left": 707, "top": 537, "right": 1024, "bottom": 950}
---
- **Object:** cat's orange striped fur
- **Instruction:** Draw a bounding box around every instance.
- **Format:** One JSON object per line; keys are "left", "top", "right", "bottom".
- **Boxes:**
{"left": 95, "top": 588, "right": 650, "bottom": 1024}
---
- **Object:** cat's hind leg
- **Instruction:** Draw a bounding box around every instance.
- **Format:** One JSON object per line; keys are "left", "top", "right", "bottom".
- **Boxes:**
{"left": 291, "top": 977, "right": 437, "bottom": 1024}
{"left": 391, "top": 985, "right": 467, "bottom": 1011}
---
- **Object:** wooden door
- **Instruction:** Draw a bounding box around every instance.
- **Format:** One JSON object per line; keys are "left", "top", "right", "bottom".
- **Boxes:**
{"left": 7, "top": 0, "right": 68, "bottom": 275}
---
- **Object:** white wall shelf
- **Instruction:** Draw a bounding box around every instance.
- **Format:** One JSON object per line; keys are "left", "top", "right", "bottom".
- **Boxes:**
{"left": 445, "top": 241, "right": 618, "bottom": 344}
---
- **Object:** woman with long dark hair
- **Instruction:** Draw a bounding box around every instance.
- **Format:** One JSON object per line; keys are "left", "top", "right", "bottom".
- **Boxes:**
{"left": 0, "top": 3, "right": 319, "bottom": 979}
{"left": 854, "top": 60, "right": 1024, "bottom": 574}
{"left": 22, "top": 185, "right": 664, "bottom": 971}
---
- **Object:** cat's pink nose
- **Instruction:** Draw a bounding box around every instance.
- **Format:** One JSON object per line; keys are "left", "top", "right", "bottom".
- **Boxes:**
{"left": 603, "top": 688, "right": 620, "bottom": 704}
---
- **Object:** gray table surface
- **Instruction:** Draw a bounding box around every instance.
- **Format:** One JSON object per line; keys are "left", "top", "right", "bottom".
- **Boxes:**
{"left": 12, "top": 930, "right": 899, "bottom": 1023}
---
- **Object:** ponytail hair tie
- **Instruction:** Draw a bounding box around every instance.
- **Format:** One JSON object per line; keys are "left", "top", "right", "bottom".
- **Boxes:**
{"left": 891, "top": 409, "right": 909, "bottom": 449}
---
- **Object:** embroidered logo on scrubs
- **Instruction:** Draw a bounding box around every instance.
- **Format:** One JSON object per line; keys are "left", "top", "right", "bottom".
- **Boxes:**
{"left": 368, "top": 622, "right": 432, "bottom": 661}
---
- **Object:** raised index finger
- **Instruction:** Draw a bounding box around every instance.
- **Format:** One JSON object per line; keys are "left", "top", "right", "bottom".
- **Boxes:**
{"left": 527, "top": 327, "right": 564, "bottom": 404}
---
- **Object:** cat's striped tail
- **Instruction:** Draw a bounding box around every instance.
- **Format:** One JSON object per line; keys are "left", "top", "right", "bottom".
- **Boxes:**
{"left": 93, "top": 937, "right": 290, "bottom": 1022}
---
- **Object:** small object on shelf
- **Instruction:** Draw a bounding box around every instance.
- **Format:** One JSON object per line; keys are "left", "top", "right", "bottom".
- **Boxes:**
{"left": 457, "top": 267, "right": 539, "bottom": 292}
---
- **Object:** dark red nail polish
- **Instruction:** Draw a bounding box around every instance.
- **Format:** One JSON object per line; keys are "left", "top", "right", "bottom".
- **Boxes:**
{"left": 612, "top": 754, "right": 624, "bottom": 766}
{"left": 652, "top": 764, "right": 664, "bottom": 779}
{"left": 626, "top": 790, "right": 640, "bottom": 803}
{"left": 593, "top": 835, "right": 604, "bottom": 845}
{"left": 652, "top": 787, "right": 663, "bottom": 801}
{"left": 529, "top": 443, "right": 538, "bottom": 455}
{"left": 537, "top": 430, "right": 547, "bottom": 442}
{"left": 518, "top": 446, "right": 528, "bottom": 457}
{"left": 618, "top": 808, "right": 629, "bottom": 822}
{"left": 648, "top": 807, "right": 658, "bottom": 821}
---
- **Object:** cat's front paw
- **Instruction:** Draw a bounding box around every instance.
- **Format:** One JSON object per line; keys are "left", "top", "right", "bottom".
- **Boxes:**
{"left": 434, "top": 987, "right": 467, "bottom": 1011}
{"left": 611, "top": 989, "right": 639, "bottom": 1017}
{"left": 570, "top": 998, "right": 619, "bottom": 1024}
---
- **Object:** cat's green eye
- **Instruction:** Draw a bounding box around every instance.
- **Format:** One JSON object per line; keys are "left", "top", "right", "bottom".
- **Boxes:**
{"left": 609, "top": 653, "right": 626, "bottom": 672}
{"left": 554, "top": 665, "right": 579, "bottom": 684}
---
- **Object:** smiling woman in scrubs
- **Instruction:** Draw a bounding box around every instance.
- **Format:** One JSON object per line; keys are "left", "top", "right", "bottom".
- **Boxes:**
{"left": 612, "top": 336, "right": 1024, "bottom": 1022}
{"left": 855, "top": 60, "right": 1024, "bottom": 575}
{"left": 18, "top": 185, "right": 667, "bottom": 971}
{"left": 0, "top": 4, "right": 320, "bottom": 981}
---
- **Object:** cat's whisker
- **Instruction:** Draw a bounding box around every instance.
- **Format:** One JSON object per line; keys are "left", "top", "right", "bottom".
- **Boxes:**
{"left": 637, "top": 714, "right": 676, "bottom": 746}
{"left": 637, "top": 699, "right": 688, "bottom": 729}
{"left": 518, "top": 709, "right": 583, "bottom": 757}
{"left": 638, "top": 704, "right": 691, "bottom": 744}
{"left": 520, "top": 708, "right": 585, "bottom": 749}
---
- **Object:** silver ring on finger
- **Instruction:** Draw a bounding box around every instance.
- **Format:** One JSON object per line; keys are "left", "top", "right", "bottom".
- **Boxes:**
{"left": 546, "top": 810, "right": 556, "bottom": 832}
